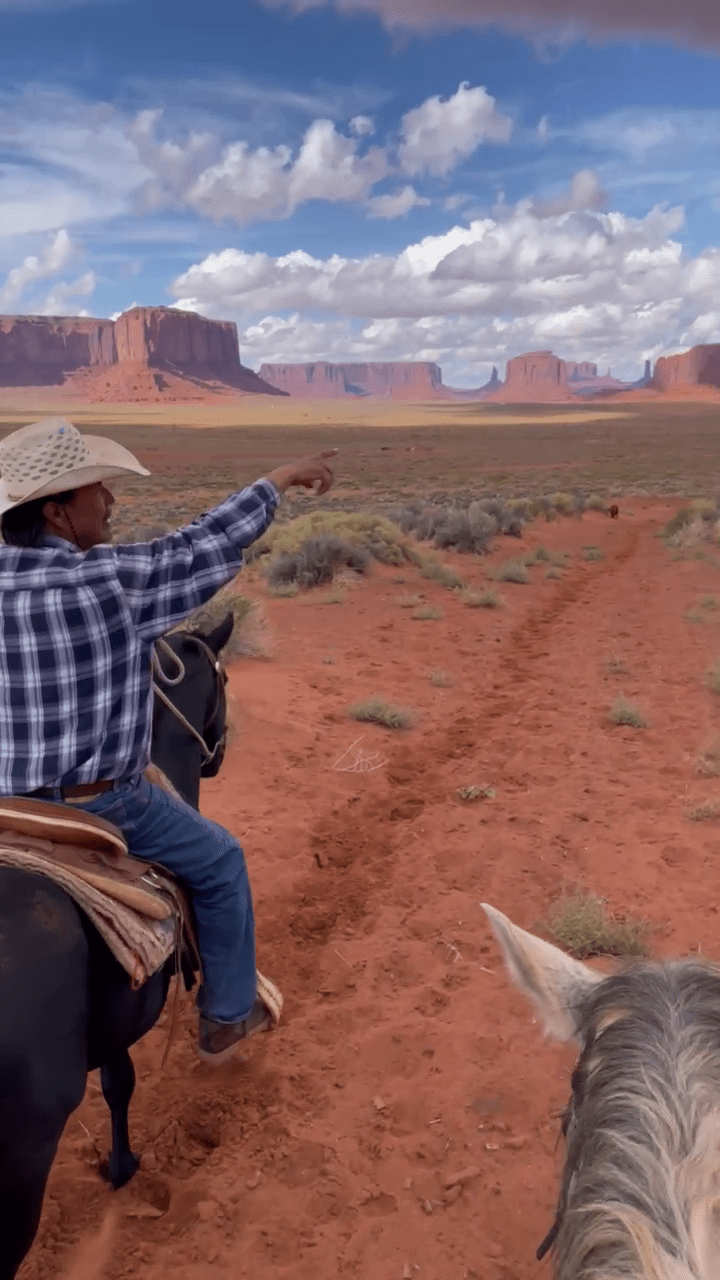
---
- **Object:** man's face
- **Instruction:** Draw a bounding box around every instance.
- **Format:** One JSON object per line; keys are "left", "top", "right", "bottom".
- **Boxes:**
{"left": 44, "top": 482, "right": 115, "bottom": 549}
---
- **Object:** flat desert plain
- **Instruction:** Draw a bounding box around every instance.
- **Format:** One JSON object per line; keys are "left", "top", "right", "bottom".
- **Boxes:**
{"left": 13, "top": 398, "right": 720, "bottom": 1280}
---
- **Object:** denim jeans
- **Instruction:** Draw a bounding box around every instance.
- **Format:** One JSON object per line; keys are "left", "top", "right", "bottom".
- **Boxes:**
{"left": 76, "top": 775, "right": 256, "bottom": 1023}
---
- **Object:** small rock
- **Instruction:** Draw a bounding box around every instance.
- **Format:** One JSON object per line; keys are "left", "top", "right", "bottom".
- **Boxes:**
{"left": 126, "top": 1204, "right": 164, "bottom": 1220}
{"left": 504, "top": 1135, "right": 529, "bottom": 1150}
{"left": 422, "top": 1199, "right": 435, "bottom": 1215}
{"left": 196, "top": 1200, "right": 216, "bottom": 1222}
{"left": 443, "top": 1185, "right": 462, "bottom": 1205}
{"left": 443, "top": 1165, "right": 481, "bottom": 1190}
{"left": 402, "top": 1177, "right": 413, "bottom": 1190}
{"left": 373, "top": 1097, "right": 387, "bottom": 1111}
{"left": 246, "top": 1171, "right": 262, "bottom": 1190}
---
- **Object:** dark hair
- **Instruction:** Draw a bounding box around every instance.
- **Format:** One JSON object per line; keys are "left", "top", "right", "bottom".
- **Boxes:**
{"left": 1, "top": 489, "right": 76, "bottom": 548}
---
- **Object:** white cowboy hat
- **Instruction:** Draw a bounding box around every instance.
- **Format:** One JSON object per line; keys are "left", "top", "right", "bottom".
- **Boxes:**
{"left": 0, "top": 417, "right": 150, "bottom": 516}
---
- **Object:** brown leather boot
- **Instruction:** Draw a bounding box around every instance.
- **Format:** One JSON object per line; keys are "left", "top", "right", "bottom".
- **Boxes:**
{"left": 197, "top": 998, "right": 273, "bottom": 1063}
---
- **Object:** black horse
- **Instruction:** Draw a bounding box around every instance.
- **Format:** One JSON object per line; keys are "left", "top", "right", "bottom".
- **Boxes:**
{"left": 0, "top": 611, "right": 233, "bottom": 1280}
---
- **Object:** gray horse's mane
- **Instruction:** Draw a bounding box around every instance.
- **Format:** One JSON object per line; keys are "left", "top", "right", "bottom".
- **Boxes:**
{"left": 554, "top": 959, "right": 720, "bottom": 1280}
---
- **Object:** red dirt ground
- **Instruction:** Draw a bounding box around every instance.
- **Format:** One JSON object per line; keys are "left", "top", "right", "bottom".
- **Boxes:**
{"left": 22, "top": 502, "right": 720, "bottom": 1280}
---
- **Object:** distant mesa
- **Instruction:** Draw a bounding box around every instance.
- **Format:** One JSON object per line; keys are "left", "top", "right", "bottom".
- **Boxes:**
{"left": 0, "top": 307, "right": 283, "bottom": 401}
{"left": 258, "top": 361, "right": 451, "bottom": 399}
{"left": 651, "top": 344, "right": 720, "bottom": 394}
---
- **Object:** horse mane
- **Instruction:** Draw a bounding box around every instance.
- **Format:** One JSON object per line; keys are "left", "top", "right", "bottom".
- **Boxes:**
{"left": 553, "top": 960, "right": 720, "bottom": 1280}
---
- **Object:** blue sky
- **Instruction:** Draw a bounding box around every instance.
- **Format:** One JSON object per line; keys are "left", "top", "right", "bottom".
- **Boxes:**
{"left": 3, "top": 0, "right": 720, "bottom": 383}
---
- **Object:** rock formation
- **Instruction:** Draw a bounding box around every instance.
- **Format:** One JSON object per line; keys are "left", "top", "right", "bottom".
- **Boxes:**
{"left": 652, "top": 344, "right": 720, "bottom": 392}
{"left": 566, "top": 361, "right": 598, "bottom": 380}
{"left": 258, "top": 361, "right": 450, "bottom": 399}
{"left": 0, "top": 317, "right": 115, "bottom": 386}
{"left": 0, "top": 307, "right": 281, "bottom": 398}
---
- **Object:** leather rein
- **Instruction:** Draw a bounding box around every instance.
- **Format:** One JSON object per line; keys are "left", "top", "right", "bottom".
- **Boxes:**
{"left": 152, "top": 636, "right": 226, "bottom": 764}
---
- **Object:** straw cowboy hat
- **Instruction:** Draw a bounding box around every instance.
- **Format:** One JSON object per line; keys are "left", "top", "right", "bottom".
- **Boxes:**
{"left": 0, "top": 418, "right": 150, "bottom": 516}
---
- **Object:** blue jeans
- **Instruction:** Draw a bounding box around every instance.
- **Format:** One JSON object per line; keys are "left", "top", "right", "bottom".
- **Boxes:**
{"left": 76, "top": 775, "right": 256, "bottom": 1023}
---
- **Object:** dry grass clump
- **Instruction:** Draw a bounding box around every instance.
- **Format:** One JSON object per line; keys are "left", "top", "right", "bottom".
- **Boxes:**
{"left": 708, "top": 662, "right": 720, "bottom": 695}
{"left": 396, "top": 592, "right": 424, "bottom": 608}
{"left": 549, "top": 491, "right": 576, "bottom": 515}
{"left": 267, "top": 582, "right": 299, "bottom": 598}
{"left": 429, "top": 669, "right": 453, "bottom": 687}
{"left": 696, "top": 737, "right": 720, "bottom": 776}
{"left": 176, "top": 587, "right": 272, "bottom": 659}
{"left": 544, "top": 891, "right": 649, "bottom": 959}
{"left": 701, "top": 595, "right": 719, "bottom": 610}
{"left": 685, "top": 607, "right": 709, "bottom": 624}
{"left": 419, "top": 557, "right": 465, "bottom": 589}
{"left": 665, "top": 500, "right": 720, "bottom": 548}
{"left": 546, "top": 566, "right": 563, "bottom": 579}
{"left": 266, "top": 534, "right": 370, "bottom": 590}
{"left": 489, "top": 558, "right": 530, "bottom": 584}
{"left": 411, "top": 605, "right": 443, "bottom": 620}
{"left": 687, "top": 800, "right": 720, "bottom": 822}
{"left": 462, "top": 587, "right": 503, "bottom": 608}
{"left": 605, "top": 654, "right": 628, "bottom": 675}
{"left": 609, "top": 695, "right": 649, "bottom": 728}
{"left": 584, "top": 546, "right": 604, "bottom": 561}
{"left": 317, "top": 588, "right": 346, "bottom": 604}
{"left": 587, "top": 495, "right": 609, "bottom": 511}
{"left": 525, "top": 546, "right": 551, "bottom": 564}
{"left": 348, "top": 697, "right": 416, "bottom": 730}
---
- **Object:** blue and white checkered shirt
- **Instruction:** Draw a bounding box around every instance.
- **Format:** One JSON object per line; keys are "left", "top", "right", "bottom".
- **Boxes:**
{"left": 0, "top": 478, "right": 279, "bottom": 795}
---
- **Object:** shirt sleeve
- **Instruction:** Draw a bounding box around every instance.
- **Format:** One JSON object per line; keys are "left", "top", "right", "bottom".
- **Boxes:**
{"left": 110, "top": 478, "right": 279, "bottom": 641}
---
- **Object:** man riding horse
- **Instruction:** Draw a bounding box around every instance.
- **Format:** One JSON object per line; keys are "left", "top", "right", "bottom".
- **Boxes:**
{"left": 0, "top": 417, "right": 335, "bottom": 1062}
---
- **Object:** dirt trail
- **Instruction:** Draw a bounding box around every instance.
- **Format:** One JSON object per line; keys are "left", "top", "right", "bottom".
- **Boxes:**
{"left": 23, "top": 503, "right": 720, "bottom": 1280}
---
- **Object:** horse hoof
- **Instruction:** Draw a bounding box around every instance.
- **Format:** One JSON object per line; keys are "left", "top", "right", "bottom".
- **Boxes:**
{"left": 100, "top": 1152, "right": 140, "bottom": 1189}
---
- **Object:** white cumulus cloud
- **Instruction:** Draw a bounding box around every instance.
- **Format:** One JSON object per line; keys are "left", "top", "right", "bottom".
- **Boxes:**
{"left": 0, "top": 229, "right": 77, "bottom": 310}
{"left": 168, "top": 197, "right": 717, "bottom": 383}
{"left": 366, "top": 185, "right": 431, "bottom": 218}
{"left": 399, "top": 82, "right": 512, "bottom": 177}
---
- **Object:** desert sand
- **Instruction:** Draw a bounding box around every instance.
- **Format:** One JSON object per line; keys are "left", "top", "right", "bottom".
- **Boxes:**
{"left": 17, "top": 461, "right": 720, "bottom": 1279}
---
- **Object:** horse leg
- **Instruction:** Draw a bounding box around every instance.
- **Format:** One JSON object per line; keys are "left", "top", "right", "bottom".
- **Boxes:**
{"left": 0, "top": 1169, "right": 54, "bottom": 1280}
{"left": 100, "top": 1048, "right": 140, "bottom": 1189}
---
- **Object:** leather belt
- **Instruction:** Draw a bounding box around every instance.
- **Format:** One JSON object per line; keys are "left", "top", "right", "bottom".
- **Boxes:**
{"left": 31, "top": 780, "right": 115, "bottom": 801}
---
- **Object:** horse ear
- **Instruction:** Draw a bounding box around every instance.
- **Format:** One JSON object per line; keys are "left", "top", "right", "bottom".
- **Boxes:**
{"left": 206, "top": 611, "right": 234, "bottom": 656}
{"left": 481, "top": 903, "right": 602, "bottom": 1042}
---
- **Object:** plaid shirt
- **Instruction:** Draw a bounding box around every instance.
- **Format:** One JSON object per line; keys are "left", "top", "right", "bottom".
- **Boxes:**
{"left": 0, "top": 479, "right": 279, "bottom": 795}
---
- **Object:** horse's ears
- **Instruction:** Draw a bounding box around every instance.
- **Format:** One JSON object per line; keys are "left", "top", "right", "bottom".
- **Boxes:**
{"left": 206, "top": 611, "right": 234, "bottom": 656}
{"left": 481, "top": 903, "right": 602, "bottom": 1042}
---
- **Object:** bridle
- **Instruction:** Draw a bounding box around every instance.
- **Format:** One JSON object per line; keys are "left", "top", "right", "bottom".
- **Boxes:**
{"left": 152, "top": 635, "right": 227, "bottom": 766}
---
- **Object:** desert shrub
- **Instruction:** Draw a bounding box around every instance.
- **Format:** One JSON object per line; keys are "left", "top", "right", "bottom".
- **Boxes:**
{"left": 349, "top": 697, "right": 415, "bottom": 729}
{"left": 544, "top": 891, "right": 648, "bottom": 959}
{"left": 457, "top": 784, "right": 495, "bottom": 801}
{"left": 584, "top": 546, "right": 604, "bottom": 561}
{"left": 462, "top": 588, "right": 503, "bottom": 608}
{"left": 587, "top": 494, "right": 609, "bottom": 512}
{"left": 433, "top": 508, "right": 497, "bottom": 555}
{"left": 550, "top": 492, "right": 575, "bottom": 515}
{"left": 396, "top": 592, "right": 424, "bottom": 608}
{"left": 701, "top": 595, "right": 719, "bottom": 610}
{"left": 525, "top": 546, "right": 551, "bottom": 564}
{"left": 266, "top": 535, "right": 370, "bottom": 589}
{"left": 685, "top": 607, "right": 708, "bottom": 624}
{"left": 267, "top": 582, "right": 299, "bottom": 598}
{"left": 609, "top": 695, "right": 649, "bottom": 728}
{"left": 605, "top": 654, "right": 628, "bottom": 675}
{"left": 508, "top": 497, "right": 533, "bottom": 521}
{"left": 411, "top": 605, "right": 443, "bottom": 620}
{"left": 546, "top": 567, "right": 563, "bottom": 579}
{"left": 251, "top": 511, "right": 414, "bottom": 568}
{"left": 489, "top": 558, "right": 530, "bottom": 584}
{"left": 317, "top": 588, "right": 346, "bottom": 604}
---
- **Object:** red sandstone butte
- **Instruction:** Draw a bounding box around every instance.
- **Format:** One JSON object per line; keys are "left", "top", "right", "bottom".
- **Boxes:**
{"left": 258, "top": 361, "right": 452, "bottom": 400}
{"left": 0, "top": 316, "right": 116, "bottom": 386}
{"left": 0, "top": 307, "right": 283, "bottom": 399}
{"left": 652, "top": 344, "right": 720, "bottom": 393}
{"left": 488, "top": 350, "right": 576, "bottom": 402}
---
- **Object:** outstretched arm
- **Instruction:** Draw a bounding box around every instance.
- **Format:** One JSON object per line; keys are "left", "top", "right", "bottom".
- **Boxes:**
{"left": 112, "top": 450, "right": 337, "bottom": 640}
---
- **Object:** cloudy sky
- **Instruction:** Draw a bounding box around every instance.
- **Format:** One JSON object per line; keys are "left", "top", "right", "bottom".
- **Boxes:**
{"left": 2, "top": 0, "right": 720, "bottom": 384}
